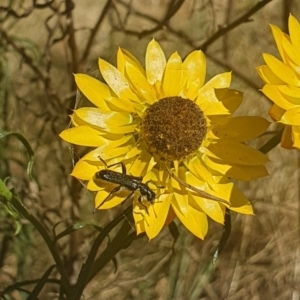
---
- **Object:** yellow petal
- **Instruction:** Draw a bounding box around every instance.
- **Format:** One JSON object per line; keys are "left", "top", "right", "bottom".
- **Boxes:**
{"left": 71, "top": 159, "right": 98, "bottom": 180}
{"left": 82, "top": 145, "right": 133, "bottom": 162}
{"left": 281, "top": 125, "right": 294, "bottom": 149}
{"left": 263, "top": 53, "right": 300, "bottom": 86}
{"left": 291, "top": 125, "right": 300, "bottom": 149}
{"left": 211, "top": 116, "right": 270, "bottom": 141}
{"left": 143, "top": 168, "right": 165, "bottom": 188}
{"left": 105, "top": 96, "right": 139, "bottom": 113}
{"left": 162, "top": 52, "right": 183, "bottom": 97}
{"left": 182, "top": 50, "right": 206, "bottom": 99}
{"left": 282, "top": 34, "right": 300, "bottom": 66}
{"left": 199, "top": 100, "right": 229, "bottom": 116}
{"left": 269, "top": 104, "right": 285, "bottom": 121}
{"left": 72, "top": 108, "right": 136, "bottom": 134}
{"left": 95, "top": 189, "right": 125, "bottom": 209}
{"left": 185, "top": 156, "right": 215, "bottom": 187}
{"left": 212, "top": 182, "right": 253, "bottom": 214}
{"left": 197, "top": 75, "right": 232, "bottom": 114}
{"left": 74, "top": 74, "right": 110, "bottom": 110}
{"left": 123, "top": 146, "right": 142, "bottom": 160}
{"left": 277, "top": 85, "right": 300, "bottom": 100}
{"left": 279, "top": 106, "right": 300, "bottom": 125}
{"left": 214, "top": 89, "right": 243, "bottom": 114}
{"left": 117, "top": 47, "right": 145, "bottom": 76}
{"left": 283, "top": 56, "right": 300, "bottom": 76}
{"left": 59, "top": 126, "right": 106, "bottom": 147}
{"left": 145, "top": 155, "right": 157, "bottom": 175}
{"left": 172, "top": 192, "right": 188, "bottom": 216}
{"left": 146, "top": 39, "right": 166, "bottom": 85}
{"left": 190, "top": 193, "right": 224, "bottom": 224}
{"left": 203, "top": 140, "right": 270, "bottom": 166}
{"left": 133, "top": 201, "right": 145, "bottom": 224}
{"left": 270, "top": 24, "right": 284, "bottom": 60}
{"left": 81, "top": 135, "right": 132, "bottom": 162}
{"left": 87, "top": 178, "right": 102, "bottom": 191}
{"left": 184, "top": 171, "right": 230, "bottom": 206}
{"left": 168, "top": 169, "right": 182, "bottom": 191}
{"left": 172, "top": 202, "right": 208, "bottom": 239}
{"left": 74, "top": 107, "right": 132, "bottom": 128}
{"left": 256, "top": 65, "right": 285, "bottom": 84}
{"left": 102, "top": 124, "right": 137, "bottom": 134}
{"left": 129, "top": 150, "right": 152, "bottom": 176}
{"left": 262, "top": 84, "right": 299, "bottom": 110}
{"left": 226, "top": 163, "right": 267, "bottom": 181}
{"left": 98, "top": 59, "right": 140, "bottom": 102}
{"left": 170, "top": 165, "right": 190, "bottom": 193}
{"left": 144, "top": 193, "right": 172, "bottom": 240}
{"left": 125, "top": 61, "right": 157, "bottom": 104}
{"left": 289, "top": 14, "right": 300, "bottom": 54}
{"left": 203, "top": 155, "right": 269, "bottom": 181}
{"left": 135, "top": 218, "right": 146, "bottom": 236}
{"left": 201, "top": 72, "right": 231, "bottom": 93}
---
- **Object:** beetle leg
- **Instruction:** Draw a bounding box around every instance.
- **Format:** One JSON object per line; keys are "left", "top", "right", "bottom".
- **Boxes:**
{"left": 121, "top": 190, "right": 135, "bottom": 207}
{"left": 98, "top": 156, "right": 127, "bottom": 174}
{"left": 145, "top": 180, "right": 165, "bottom": 189}
{"left": 138, "top": 195, "right": 149, "bottom": 215}
{"left": 94, "top": 185, "right": 122, "bottom": 212}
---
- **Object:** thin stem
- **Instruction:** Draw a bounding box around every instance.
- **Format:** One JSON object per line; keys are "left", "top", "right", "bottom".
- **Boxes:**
{"left": 7, "top": 195, "right": 71, "bottom": 297}
{"left": 199, "top": 0, "right": 274, "bottom": 51}
{"left": 259, "top": 129, "right": 284, "bottom": 154}
{"left": 0, "top": 28, "right": 47, "bottom": 84}
{"left": 71, "top": 206, "right": 134, "bottom": 298}
{"left": 80, "top": 0, "right": 111, "bottom": 64}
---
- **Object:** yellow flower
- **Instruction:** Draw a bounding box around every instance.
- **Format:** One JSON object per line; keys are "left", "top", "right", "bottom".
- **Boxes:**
{"left": 257, "top": 14, "right": 300, "bottom": 149}
{"left": 60, "top": 39, "right": 269, "bottom": 240}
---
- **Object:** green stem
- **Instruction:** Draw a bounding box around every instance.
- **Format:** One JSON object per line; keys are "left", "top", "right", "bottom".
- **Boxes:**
{"left": 8, "top": 195, "right": 71, "bottom": 297}
{"left": 88, "top": 225, "right": 138, "bottom": 283}
{"left": 71, "top": 206, "right": 136, "bottom": 299}
{"left": 0, "top": 131, "right": 35, "bottom": 179}
{"left": 259, "top": 129, "right": 284, "bottom": 154}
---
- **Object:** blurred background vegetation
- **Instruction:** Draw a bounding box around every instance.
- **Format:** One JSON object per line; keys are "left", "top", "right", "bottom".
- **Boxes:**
{"left": 0, "top": 0, "right": 300, "bottom": 299}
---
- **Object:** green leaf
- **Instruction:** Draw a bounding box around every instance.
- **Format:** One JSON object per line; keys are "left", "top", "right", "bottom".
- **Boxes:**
{"left": 0, "top": 181, "right": 22, "bottom": 235}
{"left": 54, "top": 222, "right": 102, "bottom": 242}
{"left": 27, "top": 265, "right": 56, "bottom": 300}
{"left": 0, "top": 131, "right": 35, "bottom": 180}
{"left": 212, "top": 208, "right": 231, "bottom": 265}
{"left": 0, "top": 178, "right": 12, "bottom": 201}
{"left": 168, "top": 221, "right": 179, "bottom": 253}
{"left": 259, "top": 129, "right": 284, "bottom": 154}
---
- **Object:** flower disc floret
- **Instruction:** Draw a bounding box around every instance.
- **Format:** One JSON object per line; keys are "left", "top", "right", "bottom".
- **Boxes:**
{"left": 141, "top": 96, "right": 207, "bottom": 161}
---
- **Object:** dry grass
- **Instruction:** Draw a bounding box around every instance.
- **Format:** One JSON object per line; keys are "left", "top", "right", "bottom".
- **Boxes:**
{"left": 1, "top": 0, "right": 300, "bottom": 299}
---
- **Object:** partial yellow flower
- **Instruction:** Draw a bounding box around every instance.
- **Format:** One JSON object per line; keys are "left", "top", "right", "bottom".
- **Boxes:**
{"left": 60, "top": 39, "right": 269, "bottom": 240}
{"left": 257, "top": 14, "right": 300, "bottom": 149}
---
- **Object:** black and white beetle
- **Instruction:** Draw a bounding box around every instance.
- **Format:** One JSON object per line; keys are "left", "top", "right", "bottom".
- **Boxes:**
{"left": 94, "top": 157, "right": 164, "bottom": 213}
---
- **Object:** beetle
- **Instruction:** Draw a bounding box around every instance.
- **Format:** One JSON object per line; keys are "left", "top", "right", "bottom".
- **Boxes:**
{"left": 94, "top": 157, "right": 164, "bottom": 213}
{"left": 165, "top": 165, "right": 230, "bottom": 206}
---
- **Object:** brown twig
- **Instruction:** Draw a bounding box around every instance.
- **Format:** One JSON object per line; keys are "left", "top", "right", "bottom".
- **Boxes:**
{"left": 0, "top": 28, "right": 48, "bottom": 85}
{"left": 80, "top": 0, "right": 112, "bottom": 64}
{"left": 199, "top": 0, "right": 274, "bottom": 51}
{"left": 113, "top": 0, "right": 185, "bottom": 39}
{"left": 65, "top": 0, "right": 78, "bottom": 74}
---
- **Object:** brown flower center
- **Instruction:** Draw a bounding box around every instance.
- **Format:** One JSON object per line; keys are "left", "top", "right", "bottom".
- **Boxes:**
{"left": 141, "top": 97, "right": 207, "bottom": 161}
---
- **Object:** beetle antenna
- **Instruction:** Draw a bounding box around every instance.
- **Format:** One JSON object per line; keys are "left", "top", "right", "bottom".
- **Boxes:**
{"left": 151, "top": 203, "right": 157, "bottom": 218}
{"left": 98, "top": 155, "right": 108, "bottom": 168}
{"left": 165, "top": 164, "right": 230, "bottom": 206}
